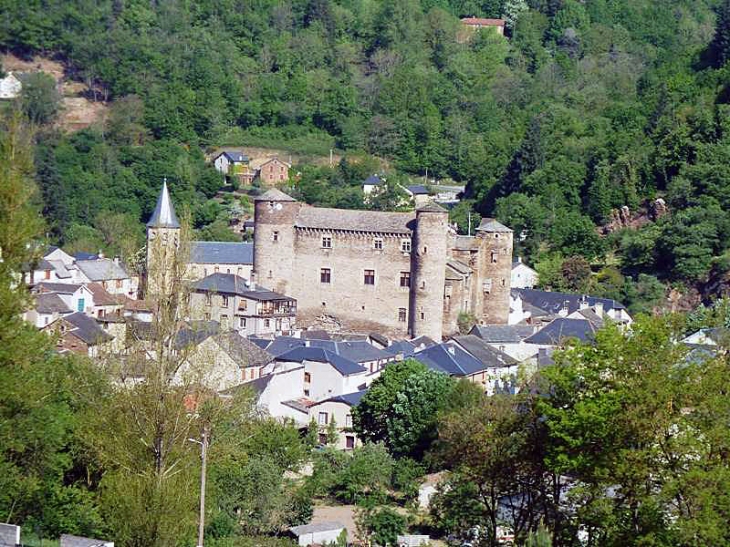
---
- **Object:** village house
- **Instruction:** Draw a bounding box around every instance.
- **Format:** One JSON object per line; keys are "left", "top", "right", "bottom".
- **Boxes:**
{"left": 188, "top": 241, "right": 254, "bottom": 281}
{"left": 34, "top": 282, "right": 96, "bottom": 314}
{"left": 362, "top": 174, "right": 385, "bottom": 196}
{"left": 226, "top": 366, "right": 307, "bottom": 423}
{"left": 257, "top": 157, "right": 291, "bottom": 185}
{"left": 42, "top": 312, "right": 113, "bottom": 357}
{"left": 469, "top": 324, "right": 538, "bottom": 362}
{"left": 403, "top": 184, "right": 431, "bottom": 208}
{"left": 76, "top": 258, "right": 138, "bottom": 298}
{"left": 460, "top": 17, "right": 506, "bottom": 35}
{"left": 24, "top": 247, "right": 78, "bottom": 284}
{"left": 450, "top": 334, "right": 525, "bottom": 395}
{"left": 307, "top": 390, "right": 366, "bottom": 449}
{"left": 190, "top": 273, "right": 297, "bottom": 336}
{"left": 262, "top": 347, "right": 370, "bottom": 402}
{"left": 0, "top": 72, "right": 22, "bottom": 99}
{"left": 288, "top": 522, "right": 346, "bottom": 547}
{"left": 510, "top": 288, "right": 632, "bottom": 326}
{"left": 511, "top": 257, "right": 538, "bottom": 289}
{"left": 25, "top": 292, "right": 73, "bottom": 328}
{"left": 213, "top": 151, "right": 251, "bottom": 179}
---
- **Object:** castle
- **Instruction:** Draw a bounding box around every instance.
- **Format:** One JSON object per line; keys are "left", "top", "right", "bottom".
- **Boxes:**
{"left": 146, "top": 184, "right": 513, "bottom": 340}
{"left": 251, "top": 189, "right": 513, "bottom": 340}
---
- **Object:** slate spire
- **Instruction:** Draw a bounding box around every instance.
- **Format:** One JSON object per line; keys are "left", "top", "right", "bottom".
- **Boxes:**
{"left": 147, "top": 179, "right": 180, "bottom": 228}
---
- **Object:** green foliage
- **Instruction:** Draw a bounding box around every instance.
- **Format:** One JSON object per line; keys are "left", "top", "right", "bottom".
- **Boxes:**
{"left": 457, "top": 311, "right": 477, "bottom": 334}
{"left": 356, "top": 506, "right": 407, "bottom": 547}
{"left": 19, "top": 72, "right": 61, "bottom": 125}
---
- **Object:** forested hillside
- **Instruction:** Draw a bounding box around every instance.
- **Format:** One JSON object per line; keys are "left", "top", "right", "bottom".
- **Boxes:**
{"left": 3, "top": 0, "right": 730, "bottom": 307}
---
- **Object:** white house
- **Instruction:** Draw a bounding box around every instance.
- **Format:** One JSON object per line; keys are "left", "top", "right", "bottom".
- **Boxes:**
{"left": 511, "top": 257, "right": 538, "bottom": 289}
{"left": 362, "top": 174, "right": 385, "bottom": 196}
{"left": 469, "top": 324, "right": 539, "bottom": 362}
{"left": 24, "top": 292, "right": 73, "bottom": 328}
{"left": 0, "top": 72, "right": 22, "bottom": 100}
{"left": 34, "top": 282, "right": 96, "bottom": 315}
{"left": 242, "top": 366, "right": 308, "bottom": 423}
{"left": 289, "top": 522, "right": 346, "bottom": 547}
{"left": 213, "top": 151, "right": 249, "bottom": 175}
{"left": 262, "top": 347, "right": 369, "bottom": 402}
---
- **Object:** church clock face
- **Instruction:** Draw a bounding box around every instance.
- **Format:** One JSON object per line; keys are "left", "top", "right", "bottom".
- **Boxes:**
{"left": 149, "top": 231, "right": 157, "bottom": 240}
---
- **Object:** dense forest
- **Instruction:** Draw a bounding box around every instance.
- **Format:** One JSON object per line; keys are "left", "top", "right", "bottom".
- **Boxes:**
{"left": 3, "top": 0, "right": 730, "bottom": 309}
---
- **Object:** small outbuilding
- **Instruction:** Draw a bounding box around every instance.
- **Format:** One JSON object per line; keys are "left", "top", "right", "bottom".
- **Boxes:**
{"left": 289, "top": 521, "right": 346, "bottom": 546}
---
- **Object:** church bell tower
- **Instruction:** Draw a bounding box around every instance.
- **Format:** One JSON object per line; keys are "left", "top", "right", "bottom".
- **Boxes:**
{"left": 146, "top": 180, "right": 181, "bottom": 297}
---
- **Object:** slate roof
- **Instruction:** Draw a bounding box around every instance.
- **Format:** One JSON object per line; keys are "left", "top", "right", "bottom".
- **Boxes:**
{"left": 476, "top": 218, "right": 512, "bottom": 232}
{"left": 290, "top": 522, "right": 346, "bottom": 536}
{"left": 47, "top": 259, "right": 72, "bottom": 278}
{"left": 176, "top": 321, "right": 220, "bottom": 349}
{"left": 363, "top": 174, "right": 384, "bottom": 185}
{"left": 213, "top": 332, "right": 273, "bottom": 368}
{"left": 295, "top": 206, "right": 415, "bottom": 235}
{"left": 470, "top": 324, "right": 536, "bottom": 343}
{"left": 383, "top": 340, "right": 418, "bottom": 358}
{"left": 276, "top": 347, "right": 366, "bottom": 376}
{"left": 453, "top": 235, "right": 479, "bottom": 251}
{"left": 516, "top": 288, "right": 626, "bottom": 315}
{"left": 37, "top": 282, "right": 83, "bottom": 294}
{"left": 76, "top": 259, "right": 129, "bottom": 281}
{"left": 411, "top": 335, "right": 437, "bottom": 349}
{"left": 190, "top": 241, "right": 253, "bottom": 265}
{"left": 255, "top": 188, "right": 297, "bottom": 201}
{"left": 307, "top": 340, "right": 389, "bottom": 363}
{"left": 524, "top": 318, "right": 597, "bottom": 345}
{"left": 62, "top": 312, "right": 113, "bottom": 345}
{"left": 407, "top": 184, "right": 429, "bottom": 195}
{"left": 147, "top": 181, "right": 180, "bottom": 228}
{"left": 302, "top": 329, "right": 332, "bottom": 340}
{"left": 59, "top": 534, "right": 113, "bottom": 547}
{"left": 415, "top": 343, "right": 487, "bottom": 376}
{"left": 452, "top": 335, "right": 518, "bottom": 368}
{"left": 219, "top": 151, "right": 248, "bottom": 163}
{"left": 74, "top": 251, "right": 99, "bottom": 260}
{"left": 35, "top": 293, "right": 72, "bottom": 314}
{"left": 265, "top": 336, "right": 306, "bottom": 357}
{"left": 193, "top": 273, "right": 293, "bottom": 302}
{"left": 417, "top": 201, "right": 447, "bottom": 213}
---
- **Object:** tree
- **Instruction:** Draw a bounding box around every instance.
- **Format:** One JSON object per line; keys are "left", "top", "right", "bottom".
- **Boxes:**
{"left": 711, "top": 0, "right": 730, "bottom": 67}
{"left": 386, "top": 369, "right": 455, "bottom": 459}
{"left": 353, "top": 359, "right": 427, "bottom": 444}
{"left": 356, "top": 506, "right": 407, "bottom": 547}
{"left": 19, "top": 72, "right": 62, "bottom": 125}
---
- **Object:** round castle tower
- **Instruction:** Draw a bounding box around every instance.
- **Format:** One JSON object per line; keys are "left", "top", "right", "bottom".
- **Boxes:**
{"left": 409, "top": 202, "right": 449, "bottom": 341}
{"left": 252, "top": 188, "right": 300, "bottom": 295}
{"left": 475, "top": 218, "right": 513, "bottom": 324}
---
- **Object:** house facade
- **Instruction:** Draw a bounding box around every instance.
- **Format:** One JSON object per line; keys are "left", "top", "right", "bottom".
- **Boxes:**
{"left": 258, "top": 157, "right": 290, "bottom": 185}
{"left": 308, "top": 390, "right": 366, "bottom": 449}
{"left": 253, "top": 189, "right": 513, "bottom": 340}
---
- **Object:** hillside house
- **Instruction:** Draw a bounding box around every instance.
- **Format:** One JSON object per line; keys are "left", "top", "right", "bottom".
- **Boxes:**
{"left": 0, "top": 72, "right": 22, "bottom": 99}
{"left": 43, "top": 312, "right": 113, "bottom": 357}
{"left": 289, "top": 522, "right": 346, "bottom": 547}
{"left": 257, "top": 157, "right": 291, "bottom": 185}
{"left": 404, "top": 184, "right": 431, "bottom": 208}
{"left": 460, "top": 17, "right": 506, "bottom": 35}
{"left": 213, "top": 151, "right": 251, "bottom": 179}
{"left": 190, "top": 273, "right": 297, "bottom": 336}
{"left": 362, "top": 174, "right": 385, "bottom": 196}
{"left": 308, "top": 390, "right": 366, "bottom": 449}
{"left": 510, "top": 288, "right": 632, "bottom": 326}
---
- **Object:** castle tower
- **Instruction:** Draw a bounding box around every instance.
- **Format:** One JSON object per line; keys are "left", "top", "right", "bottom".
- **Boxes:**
{"left": 146, "top": 180, "right": 181, "bottom": 297}
{"left": 475, "top": 218, "right": 513, "bottom": 324}
{"left": 409, "top": 202, "right": 449, "bottom": 341}
{"left": 252, "top": 188, "right": 300, "bottom": 295}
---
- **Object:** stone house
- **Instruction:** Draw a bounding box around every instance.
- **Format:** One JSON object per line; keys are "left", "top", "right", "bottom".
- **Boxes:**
{"left": 257, "top": 157, "right": 290, "bottom": 185}
{"left": 307, "top": 390, "right": 366, "bottom": 449}
{"left": 43, "top": 312, "right": 113, "bottom": 357}
{"left": 188, "top": 241, "right": 253, "bottom": 281}
{"left": 76, "top": 258, "right": 137, "bottom": 298}
{"left": 252, "top": 189, "right": 513, "bottom": 340}
{"left": 190, "top": 273, "right": 296, "bottom": 336}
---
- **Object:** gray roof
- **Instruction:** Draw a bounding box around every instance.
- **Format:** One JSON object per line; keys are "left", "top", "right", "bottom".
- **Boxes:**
{"left": 219, "top": 151, "right": 248, "bottom": 163}
{"left": 147, "top": 181, "right": 180, "bottom": 228}
{"left": 417, "top": 201, "right": 447, "bottom": 213}
{"left": 516, "top": 288, "right": 626, "bottom": 315}
{"left": 364, "top": 174, "right": 384, "bottom": 185}
{"left": 176, "top": 321, "right": 221, "bottom": 349}
{"left": 524, "top": 318, "right": 597, "bottom": 345}
{"left": 190, "top": 241, "right": 253, "bottom": 265}
{"left": 476, "top": 218, "right": 512, "bottom": 232}
{"left": 37, "top": 282, "right": 83, "bottom": 294}
{"left": 63, "top": 313, "right": 113, "bottom": 345}
{"left": 295, "top": 206, "right": 415, "bottom": 235}
{"left": 255, "top": 188, "right": 296, "bottom": 201}
{"left": 264, "top": 336, "right": 306, "bottom": 357}
{"left": 213, "top": 332, "right": 273, "bottom": 368}
{"left": 307, "top": 339, "right": 389, "bottom": 364}
{"left": 76, "top": 259, "right": 129, "bottom": 281}
{"left": 193, "top": 273, "right": 294, "bottom": 302}
{"left": 407, "top": 184, "right": 429, "bottom": 195}
{"left": 276, "top": 347, "right": 366, "bottom": 376}
{"left": 452, "top": 335, "right": 518, "bottom": 368}
{"left": 470, "top": 324, "right": 536, "bottom": 343}
{"left": 35, "top": 293, "right": 73, "bottom": 314}
{"left": 59, "top": 534, "right": 113, "bottom": 547}
{"left": 415, "top": 343, "right": 487, "bottom": 376}
{"left": 325, "top": 389, "right": 368, "bottom": 407}
{"left": 47, "top": 259, "right": 72, "bottom": 278}
{"left": 383, "top": 340, "right": 418, "bottom": 358}
{"left": 290, "top": 522, "right": 346, "bottom": 536}
{"left": 453, "top": 235, "right": 479, "bottom": 251}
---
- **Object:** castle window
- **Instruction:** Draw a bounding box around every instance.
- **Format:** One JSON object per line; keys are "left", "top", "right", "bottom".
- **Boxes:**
{"left": 204, "top": 312, "right": 211, "bottom": 321}
{"left": 483, "top": 279, "right": 492, "bottom": 294}
{"left": 491, "top": 251, "right": 498, "bottom": 263}
{"left": 423, "top": 246, "right": 428, "bottom": 254}
{"left": 322, "top": 235, "right": 332, "bottom": 249}
{"left": 398, "top": 308, "right": 407, "bottom": 322}
{"left": 400, "top": 271, "right": 411, "bottom": 287}
{"left": 420, "top": 312, "right": 425, "bottom": 320}
{"left": 222, "top": 295, "right": 229, "bottom": 307}
{"left": 320, "top": 268, "right": 331, "bottom": 284}
{"left": 421, "top": 281, "right": 426, "bottom": 289}
{"left": 501, "top": 278, "right": 506, "bottom": 287}
{"left": 272, "top": 231, "right": 279, "bottom": 242}
{"left": 268, "top": 270, "right": 272, "bottom": 278}
{"left": 401, "top": 239, "right": 411, "bottom": 253}
{"left": 373, "top": 238, "right": 383, "bottom": 250}
{"left": 364, "top": 270, "right": 375, "bottom": 285}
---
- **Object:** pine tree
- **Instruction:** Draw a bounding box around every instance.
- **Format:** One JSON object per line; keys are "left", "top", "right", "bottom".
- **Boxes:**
{"left": 711, "top": 0, "right": 730, "bottom": 67}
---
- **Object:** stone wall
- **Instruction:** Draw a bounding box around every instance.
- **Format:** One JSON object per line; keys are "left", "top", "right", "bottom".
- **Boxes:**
{"left": 290, "top": 228, "right": 412, "bottom": 334}
{"left": 476, "top": 230, "right": 513, "bottom": 324}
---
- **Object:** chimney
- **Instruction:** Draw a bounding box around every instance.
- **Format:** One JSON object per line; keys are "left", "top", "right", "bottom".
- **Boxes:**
{"left": 579, "top": 296, "right": 589, "bottom": 310}
{"left": 113, "top": 256, "right": 120, "bottom": 265}
{"left": 594, "top": 301, "right": 604, "bottom": 316}
{"left": 98, "top": 250, "right": 105, "bottom": 259}
{"left": 559, "top": 301, "right": 569, "bottom": 317}
{"left": 517, "top": 256, "right": 522, "bottom": 264}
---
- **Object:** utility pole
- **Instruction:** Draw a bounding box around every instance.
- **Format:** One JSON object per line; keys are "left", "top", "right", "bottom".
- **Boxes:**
{"left": 468, "top": 211, "right": 472, "bottom": 236}
{"left": 190, "top": 429, "right": 208, "bottom": 547}
{"left": 424, "top": 167, "right": 428, "bottom": 184}
{"left": 329, "top": 149, "right": 333, "bottom": 168}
